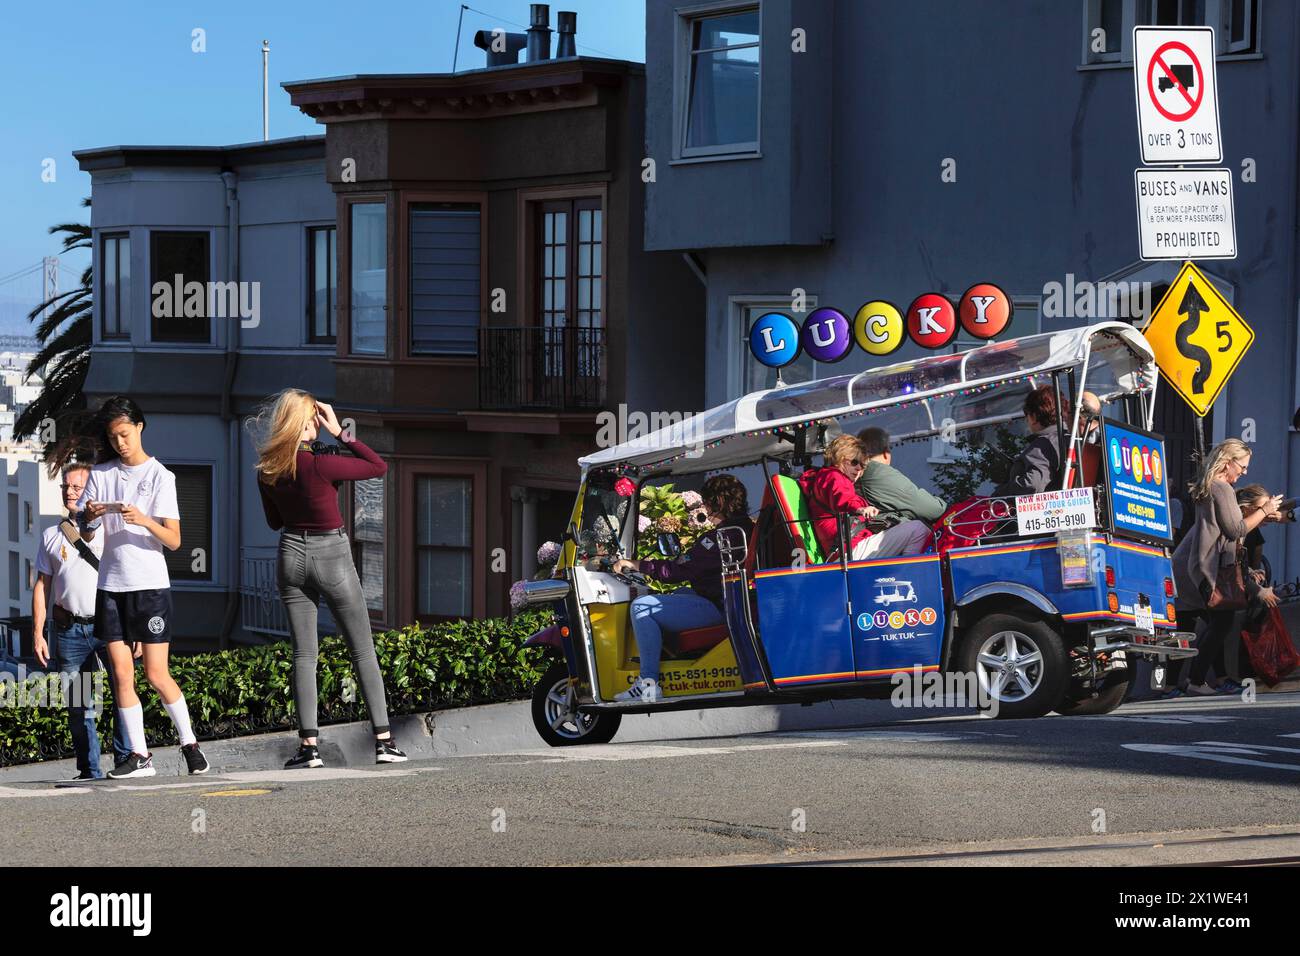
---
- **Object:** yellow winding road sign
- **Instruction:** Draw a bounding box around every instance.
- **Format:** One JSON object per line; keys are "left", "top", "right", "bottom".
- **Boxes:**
{"left": 1140, "top": 261, "right": 1253, "bottom": 417}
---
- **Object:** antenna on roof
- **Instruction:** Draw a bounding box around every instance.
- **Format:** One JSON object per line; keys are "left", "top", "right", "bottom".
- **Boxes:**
{"left": 261, "top": 41, "right": 270, "bottom": 141}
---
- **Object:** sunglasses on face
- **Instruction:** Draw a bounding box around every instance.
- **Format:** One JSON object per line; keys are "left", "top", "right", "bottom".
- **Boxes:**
{"left": 846, "top": 459, "right": 865, "bottom": 468}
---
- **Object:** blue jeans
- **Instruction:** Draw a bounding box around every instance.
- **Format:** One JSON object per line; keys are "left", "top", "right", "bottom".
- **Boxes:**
{"left": 55, "top": 622, "right": 131, "bottom": 778}
{"left": 629, "top": 589, "right": 724, "bottom": 681}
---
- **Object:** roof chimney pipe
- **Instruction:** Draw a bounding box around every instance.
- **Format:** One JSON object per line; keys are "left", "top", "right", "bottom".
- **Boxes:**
{"left": 473, "top": 28, "right": 527, "bottom": 66}
{"left": 556, "top": 11, "right": 577, "bottom": 57}
{"left": 527, "top": 3, "right": 552, "bottom": 62}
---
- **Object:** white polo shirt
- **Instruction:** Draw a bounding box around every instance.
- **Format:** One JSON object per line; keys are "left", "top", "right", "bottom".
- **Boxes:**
{"left": 76, "top": 457, "right": 181, "bottom": 592}
{"left": 35, "top": 521, "right": 104, "bottom": 618}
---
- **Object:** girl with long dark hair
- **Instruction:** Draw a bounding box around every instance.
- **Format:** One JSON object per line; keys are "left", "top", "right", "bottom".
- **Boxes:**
{"left": 252, "top": 389, "right": 406, "bottom": 768}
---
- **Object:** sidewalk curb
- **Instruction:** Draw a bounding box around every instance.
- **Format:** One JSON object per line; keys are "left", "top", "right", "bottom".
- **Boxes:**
{"left": 0, "top": 696, "right": 966, "bottom": 782}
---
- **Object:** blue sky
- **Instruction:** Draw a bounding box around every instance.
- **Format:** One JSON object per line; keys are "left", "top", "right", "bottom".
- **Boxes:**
{"left": 0, "top": 0, "right": 646, "bottom": 323}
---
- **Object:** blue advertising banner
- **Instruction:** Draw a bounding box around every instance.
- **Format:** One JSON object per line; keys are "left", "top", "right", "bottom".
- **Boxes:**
{"left": 1102, "top": 418, "right": 1173, "bottom": 543}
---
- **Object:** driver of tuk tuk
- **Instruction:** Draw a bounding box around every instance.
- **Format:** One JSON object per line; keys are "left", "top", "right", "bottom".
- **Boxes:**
{"left": 608, "top": 475, "right": 752, "bottom": 704}
{"left": 800, "top": 435, "right": 933, "bottom": 560}
{"left": 994, "top": 385, "right": 1072, "bottom": 497}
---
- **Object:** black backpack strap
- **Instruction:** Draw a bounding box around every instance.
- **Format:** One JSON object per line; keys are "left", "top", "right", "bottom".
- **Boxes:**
{"left": 60, "top": 518, "right": 100, "bottom": 572}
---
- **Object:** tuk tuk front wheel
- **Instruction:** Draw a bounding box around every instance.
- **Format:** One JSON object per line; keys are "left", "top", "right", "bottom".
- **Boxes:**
{"left": 1054, "top": 673, "right": 1131, "bottom": 716}
{"left": 531, "top": 662, "right": 622, "bottom": 747}
{"left": 957, "top": 613, "right": 1070, "bottom": 719}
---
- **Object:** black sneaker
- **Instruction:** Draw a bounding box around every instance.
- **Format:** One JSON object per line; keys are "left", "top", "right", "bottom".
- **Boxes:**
{"left": 375, "top": 738, "right": 407, "bottom": 763}
{"left": 284, "top": 743, "right": 323, "bottom": 769}
{"left": 181, "top": 743, "right": 209, "bottom": 775}
{"left": 69, "top": 770, "right": 96, "bottom": 781}
{"left": 107, "top": 752, "right": 156, "bottom": 779}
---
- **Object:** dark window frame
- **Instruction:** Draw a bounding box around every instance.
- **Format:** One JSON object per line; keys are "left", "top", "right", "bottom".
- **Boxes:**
{"left": 347, "top": 200, "right": 388, "bottom": 357}
{"left": 307, "top": 225, "right": 337, "bottom": 345}
{"left": 413, "top": 474, "right": 474, "bottom": 622}
{"left": 348, "top": 474, "right": 387, "bottom": 622}
{"left": 100, "top": 232, "right": 131, "bottom": 340}
{"left": 164, "top": 464, "right": 214, "bottom": 583}
{"left": 149, "top": 230, "right": 211, "bottom": 343}
{"left": 536, "top": 197, "right": 603, "bottom": 331}
{"left": 407, "top": 202, "right": 482, "bottom": 358}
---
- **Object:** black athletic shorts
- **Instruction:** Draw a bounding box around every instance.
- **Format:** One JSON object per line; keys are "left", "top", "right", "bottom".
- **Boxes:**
{"left": 96, "top": 588, "right": 173, "bottom": 645}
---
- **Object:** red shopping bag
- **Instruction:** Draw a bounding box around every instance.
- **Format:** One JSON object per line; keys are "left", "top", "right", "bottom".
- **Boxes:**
{"left": 1240, "top": 607, "right": 1300, "bottom": 686}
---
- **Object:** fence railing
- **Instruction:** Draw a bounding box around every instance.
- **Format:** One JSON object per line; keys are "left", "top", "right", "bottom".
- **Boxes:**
{"left": 478, "top": 325, "right": 605, "bottom": 411}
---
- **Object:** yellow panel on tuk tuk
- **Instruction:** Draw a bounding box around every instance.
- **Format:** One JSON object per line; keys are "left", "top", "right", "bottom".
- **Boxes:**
{"left": 587, "top": 602, "right": 742, "bottom": 701}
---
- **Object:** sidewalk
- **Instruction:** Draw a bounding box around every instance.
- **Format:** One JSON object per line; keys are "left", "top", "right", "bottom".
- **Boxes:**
{"left": 0, "top": 695, "right": 958, "bottom": 782}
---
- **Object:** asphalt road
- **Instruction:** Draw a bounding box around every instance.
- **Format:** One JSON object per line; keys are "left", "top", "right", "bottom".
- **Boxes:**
{"left": 3, "top": 693, "right": 1299, "bottom": 867}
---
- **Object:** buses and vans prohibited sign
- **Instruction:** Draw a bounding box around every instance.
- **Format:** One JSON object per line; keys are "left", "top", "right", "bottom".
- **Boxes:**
{"left": 1134, "top": 168, "right": 1236, "bottom": 260}
{"left": 1133, "top": 26, "right": 1222, "bottom": 164}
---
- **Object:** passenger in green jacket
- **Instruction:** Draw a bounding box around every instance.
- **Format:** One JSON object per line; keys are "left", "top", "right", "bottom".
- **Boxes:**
{"left": 854, "top": 427, "right": 947, "bottom": 523}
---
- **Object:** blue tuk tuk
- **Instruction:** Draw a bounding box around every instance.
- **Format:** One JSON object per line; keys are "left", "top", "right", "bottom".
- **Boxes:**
{"left": 522, "top": 322, "right": 1196, "bottom": 745}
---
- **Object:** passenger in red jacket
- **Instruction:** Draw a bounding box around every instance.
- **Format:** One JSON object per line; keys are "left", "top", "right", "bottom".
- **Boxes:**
{"left": 800, "top": 435, "right": 932, "bottom": 559}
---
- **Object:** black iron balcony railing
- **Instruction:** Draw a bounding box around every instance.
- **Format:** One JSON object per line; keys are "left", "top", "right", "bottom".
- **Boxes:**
{"left": 478, "top": 325, "right": 606, "bottom": 411}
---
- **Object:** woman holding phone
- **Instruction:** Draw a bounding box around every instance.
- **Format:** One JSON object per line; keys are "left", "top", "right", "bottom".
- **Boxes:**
{"left": 253, "top": 389, "right": 406, "bottom": 768}
{"left": 70, "top": 395, "right": 208, "bottom": 778}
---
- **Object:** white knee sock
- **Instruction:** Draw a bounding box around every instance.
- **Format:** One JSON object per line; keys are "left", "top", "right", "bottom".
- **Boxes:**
{"left": 119, "top": 703, "right": 148, "bottom": 756}
{"left": 164, "top": 695, "right": 197, "bottom": 747}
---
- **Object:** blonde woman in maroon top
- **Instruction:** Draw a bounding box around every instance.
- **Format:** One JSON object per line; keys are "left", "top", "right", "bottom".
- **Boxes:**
{"left": 254, "top": 389, "right": 406, "bottom": 768}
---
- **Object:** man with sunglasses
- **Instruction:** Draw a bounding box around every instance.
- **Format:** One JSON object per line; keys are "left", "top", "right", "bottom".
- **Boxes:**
{"left": 32, "top": 462, "right": 131, "bottom": 779}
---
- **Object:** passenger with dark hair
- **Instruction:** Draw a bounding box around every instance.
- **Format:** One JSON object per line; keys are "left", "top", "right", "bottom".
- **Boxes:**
{"left": 855, "top": 427, "right": 947, "bottom": 524}
{"left": 75, "top": 395, "right": 209, "bottom": 778}
{"left": 994, "top": 385, "right": 1072, "bottom": 497}
{"left": 609, "top": 474, "right": 752, "bottom": 703}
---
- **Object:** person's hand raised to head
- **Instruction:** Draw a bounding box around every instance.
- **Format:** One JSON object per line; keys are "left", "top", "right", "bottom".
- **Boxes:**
{"left": 315, "top": 401, "right": 344, "bottom": 438}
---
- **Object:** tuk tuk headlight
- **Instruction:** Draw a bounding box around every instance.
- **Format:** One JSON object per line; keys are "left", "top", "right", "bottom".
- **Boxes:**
{"left": 521, "top": 579, "right": 571, "bottom": 606}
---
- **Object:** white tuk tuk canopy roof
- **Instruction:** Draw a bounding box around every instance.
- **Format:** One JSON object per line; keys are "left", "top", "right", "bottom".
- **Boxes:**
{"left": 579, "top": 322, "right": 1155, "bottom": 478}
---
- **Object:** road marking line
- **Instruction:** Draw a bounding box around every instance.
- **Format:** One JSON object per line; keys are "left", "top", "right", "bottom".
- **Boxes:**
{"left": 201, "top": 788, "right": 272, "bottom": 797}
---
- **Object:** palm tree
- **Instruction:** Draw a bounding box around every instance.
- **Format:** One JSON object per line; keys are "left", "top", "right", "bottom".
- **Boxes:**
{"left": 14, "top": 198, "right": 92, "bottom": 447}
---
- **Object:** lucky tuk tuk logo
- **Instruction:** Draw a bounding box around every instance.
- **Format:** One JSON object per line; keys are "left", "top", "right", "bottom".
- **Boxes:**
{"left": 749, "top": 283, "right": 1012, "bottom": 368}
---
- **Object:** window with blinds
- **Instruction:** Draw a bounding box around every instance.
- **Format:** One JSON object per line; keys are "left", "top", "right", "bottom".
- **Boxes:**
{"left": 409, "top": 204, "right": 481, "bottom": 356}
{"left": 165, "top": 464, "right": 213, "bottom": 582}
{"left": 415, "top": 476, "right": 472, "bottom": 619}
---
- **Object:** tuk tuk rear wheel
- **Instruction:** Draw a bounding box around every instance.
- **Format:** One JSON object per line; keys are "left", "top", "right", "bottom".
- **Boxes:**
{"left": 531, "top": 662, "right": 622, "bottom": 747}
{"left": 957, "top": 613, "right": 1070, "bottom": 719}
{"left": 1054, "top": 674, "right": 1131, "bottom": 716}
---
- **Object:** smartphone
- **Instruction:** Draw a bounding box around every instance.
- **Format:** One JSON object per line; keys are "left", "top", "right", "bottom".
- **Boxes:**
{"left": 100, "top": 502, "right": 127, "bottom": 513}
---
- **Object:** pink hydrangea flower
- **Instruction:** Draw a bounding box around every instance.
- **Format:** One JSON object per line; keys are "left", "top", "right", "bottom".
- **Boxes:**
{"left": 681, "top": 490, "right": 703, "bottom": 509}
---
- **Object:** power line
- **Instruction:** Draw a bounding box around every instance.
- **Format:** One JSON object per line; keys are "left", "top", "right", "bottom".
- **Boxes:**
{"left": 458, "top": 4, "right": 626, "bottom": 61}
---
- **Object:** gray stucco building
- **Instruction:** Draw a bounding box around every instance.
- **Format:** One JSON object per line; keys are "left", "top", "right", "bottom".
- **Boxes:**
{"left": 643, "top": 0, "right": 1299, "bottom": 580}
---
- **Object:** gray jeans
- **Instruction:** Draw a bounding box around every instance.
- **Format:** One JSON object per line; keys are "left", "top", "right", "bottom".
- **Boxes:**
{"left": 277, "top": 529, "right": 390, "bottom": 738}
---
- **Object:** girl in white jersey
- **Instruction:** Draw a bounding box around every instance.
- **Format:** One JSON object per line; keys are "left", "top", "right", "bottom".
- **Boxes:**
{"left": 74, "top": 396, "right": 209, "bottom": 777}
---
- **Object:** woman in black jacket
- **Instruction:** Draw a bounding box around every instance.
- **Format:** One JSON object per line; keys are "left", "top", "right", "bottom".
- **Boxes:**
{"left": 995, "top": 385, "right": 1071, "bottom": 497}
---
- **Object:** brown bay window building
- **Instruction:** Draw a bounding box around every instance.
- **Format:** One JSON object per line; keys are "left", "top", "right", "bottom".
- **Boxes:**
{"left": 285, "top": 53, "right": 703, "bottom": 624}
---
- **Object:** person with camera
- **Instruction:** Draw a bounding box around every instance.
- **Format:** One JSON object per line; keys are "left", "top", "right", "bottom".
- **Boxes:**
{"left": 32, "top": 461, "right": 131, "bottom": 779}
{"left": 254, "top": 389, "right": 406, "bottom": 768}
{"left": 1168, "top": 440, "right": 1283, "bottom": 697}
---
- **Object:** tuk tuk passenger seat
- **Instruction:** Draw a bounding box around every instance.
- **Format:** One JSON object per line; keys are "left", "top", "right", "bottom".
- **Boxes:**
{"left": 662, "top": 623, "right": 731, "bottom": 657}
{"left": 769, "top": 473, "right": 827, "bottom": 565}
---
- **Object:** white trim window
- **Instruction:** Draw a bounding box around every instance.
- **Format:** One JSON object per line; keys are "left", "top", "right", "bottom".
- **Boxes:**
{"left": 1082, "top": 0, "right": 1258, "bottom": 64}
{"left": 732, "top": 294, "right": 819, "bottom": 399}
{"left": 677, "top": 4, "right": 761, "bottom": 159}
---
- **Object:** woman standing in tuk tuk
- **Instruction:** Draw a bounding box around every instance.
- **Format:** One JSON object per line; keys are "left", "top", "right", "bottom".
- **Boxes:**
{"left": 609, "top": 475, "right": 752, "bottom": 703}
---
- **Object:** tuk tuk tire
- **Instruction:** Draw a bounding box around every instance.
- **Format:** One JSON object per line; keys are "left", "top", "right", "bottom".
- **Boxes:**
{"left": 531, "top": 661, "right": 622, "bottom": 747}
{"left": 956, "top": 613, "right": 1071, "bottom": 720}
{"left": 1054, "top": 674, "right": 1131, "bottom": 716}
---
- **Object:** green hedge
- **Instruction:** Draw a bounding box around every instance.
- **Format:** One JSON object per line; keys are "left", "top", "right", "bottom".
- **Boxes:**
{"left": 0, "top": 609, "right": 554, "bottom": 767}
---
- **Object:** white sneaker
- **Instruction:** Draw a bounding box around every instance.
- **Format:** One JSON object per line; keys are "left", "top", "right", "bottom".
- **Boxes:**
{"left": 615, "top": 678, "right": 662, "bottom": 703}
{"left": 1187, "top": 682, "right": 1218, "bottom": 696}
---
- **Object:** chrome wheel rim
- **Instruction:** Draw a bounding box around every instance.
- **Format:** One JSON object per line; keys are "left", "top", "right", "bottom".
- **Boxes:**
{"left": 975, "top": 630, "right": 1044, "bottom": 703}
{"left": 543, "top": 677, "right": 598, "bottom": 739}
